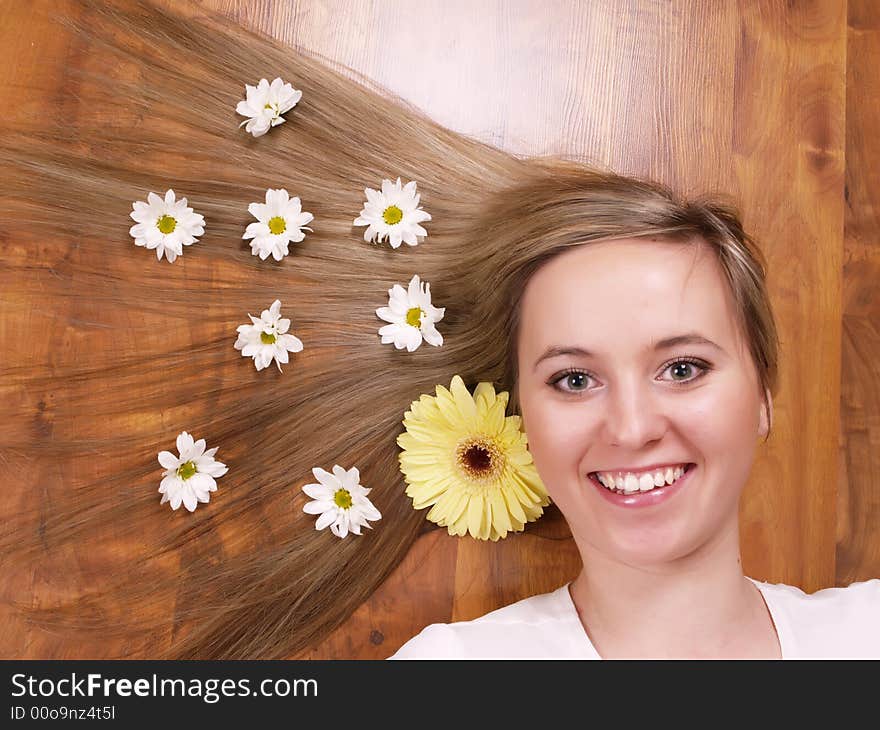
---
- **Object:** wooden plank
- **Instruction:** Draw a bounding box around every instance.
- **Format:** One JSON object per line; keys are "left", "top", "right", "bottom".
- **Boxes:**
{"left": 838, "top": 0, "right": 880, "bottom": 585}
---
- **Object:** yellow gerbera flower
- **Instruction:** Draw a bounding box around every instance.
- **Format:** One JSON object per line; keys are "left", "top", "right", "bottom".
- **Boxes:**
{"left": 397, "top": 375, "right": 550, "bottom": 541}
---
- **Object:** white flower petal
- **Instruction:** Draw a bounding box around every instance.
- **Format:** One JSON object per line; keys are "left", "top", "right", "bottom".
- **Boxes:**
{"left": 189, "top": 472, "right": 215, "bottom": 492}
{"left": 182, "top": 487, "right": 198, "bottom": 512}
{"left": 204, "top": 462, "right": 228, "bottom": 478}
{"left": 375, "top": 306, "right": 396, "bottom": 323}
{"left": 278, "top": 333, "right": 303, "bottom": 352}
{"left": 302, "top": 484, "right": 332, "bottom": 500}
{"left": 422, "top": 326, "right": 444, "bottom": 347}
{"left": 303, "top": 500, "right": 332, "bottom": 514}
{"left": 158, "top": 450, "right": 180, "bottom": 470}
{"left": 345, "top": 466, "right": 361, "bottom": 489}
{"left": 159, "top": 474, "right": 177, "bottom": 493}
{"left": 407, "top": 275, "right": 422, "bottom": 301}
{"left": 176, "top": 431, "right": 194, "bottom": 458}
{"left": 311, "top": 466, "right": 338, "bottom": 487}
{"left": 191, "top": 438, "right": 207, "bottom": 459}
{"left": 404, "top": 327, "right": 423, "bottom": 352}
{"left": 361, "top": 502, "right": 382, "bottom": 521}
{"left": 314, "top": 510, "right": 337, "bottom": 531}
{"left": 169, "top": 490, "right": 183, "bottom": 510}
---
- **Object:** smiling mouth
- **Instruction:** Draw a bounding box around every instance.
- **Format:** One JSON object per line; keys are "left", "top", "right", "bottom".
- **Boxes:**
{"left": 588, "top": 463, "right": 696, "bottom": 495}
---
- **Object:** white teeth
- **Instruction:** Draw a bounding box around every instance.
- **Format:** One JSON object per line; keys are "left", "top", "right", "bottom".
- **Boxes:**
{"left": 594, "top": 464, "right": 691, "bottom": 495}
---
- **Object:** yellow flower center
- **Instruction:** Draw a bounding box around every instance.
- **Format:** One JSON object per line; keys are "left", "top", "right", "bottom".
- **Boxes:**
{"left": 382, "top": 205, "right": 403, "bottom": 225}
{"left": 456, "top": 437, "right": 504, "bottom": 486}
{"left": 156, "top": 214, "right": 177, "bottom": 234}
{"left": 261, "top": 331, "right": 277, "bottom": 345}
{"left": 268, "top": 216, "right": 287, "bottom": 235}
{"left": 334, "top": 488, "right": 353, "bottom": 509}
{"left": 176, "top": 460, "right": 197, "bottom": 480}
{"left": 405, "top": 307, "right": 423, "bottom": 328}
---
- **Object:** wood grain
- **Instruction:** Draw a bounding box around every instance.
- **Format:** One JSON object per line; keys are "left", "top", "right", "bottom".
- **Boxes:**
{"left": 838, "top": 0, "right": 880, "bottom": 585}
{"left": 0, "top": 0, "right": 873, "bottom": 660}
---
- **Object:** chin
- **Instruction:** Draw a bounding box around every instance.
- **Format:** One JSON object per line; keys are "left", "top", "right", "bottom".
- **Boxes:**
{"left": 594, "top": 523, "right": 705, "bottom": 567}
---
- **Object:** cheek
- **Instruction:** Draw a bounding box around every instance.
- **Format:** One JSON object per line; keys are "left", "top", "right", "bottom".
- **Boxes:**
{"left": 522, "top": 397, "right": 592, "bottom": 499}
{"left": 681, "top": 377, "right": 763, "bottom": 505}
{"left": 687, "top": 377, "right": 761, "bottom": 453}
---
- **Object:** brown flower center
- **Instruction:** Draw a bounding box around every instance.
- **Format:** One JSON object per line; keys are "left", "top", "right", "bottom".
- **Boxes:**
{"left": 456, "top": 437, "right": 504, "bottom": 485}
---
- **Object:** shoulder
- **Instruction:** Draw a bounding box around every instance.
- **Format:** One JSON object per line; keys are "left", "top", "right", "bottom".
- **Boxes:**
{"left": 387, "top": 583, "right": 592, "bottom": 659}
{"left": 757, "top": 576, "right": 880, "bottom": 616}
{"left": 753, "top": 577, "right": 880, "bottom": 658}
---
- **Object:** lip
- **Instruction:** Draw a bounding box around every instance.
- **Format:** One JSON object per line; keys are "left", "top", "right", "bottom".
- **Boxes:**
{"left": 594, "top": 462, "right": 692, "bottom": 474}
{"left": 588, "top": 464, "right": 696, "bottom": 508}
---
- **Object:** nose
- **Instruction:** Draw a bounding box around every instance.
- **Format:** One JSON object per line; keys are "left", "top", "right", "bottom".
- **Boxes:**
{"left": 601, "top": 376, "right": 667, "bottom": 449}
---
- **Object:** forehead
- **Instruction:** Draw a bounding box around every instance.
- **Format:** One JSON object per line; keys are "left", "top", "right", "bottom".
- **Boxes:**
{"left": 519, "top": 238, "right": 741, "bottom": 360}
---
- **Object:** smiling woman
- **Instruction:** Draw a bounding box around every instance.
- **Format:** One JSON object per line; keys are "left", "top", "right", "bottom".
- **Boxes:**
{"left": 0, "top": 0, "right": 876, "bottom": 660}
{"left": 391, "top": 200, "right": 880, "bottom": 660}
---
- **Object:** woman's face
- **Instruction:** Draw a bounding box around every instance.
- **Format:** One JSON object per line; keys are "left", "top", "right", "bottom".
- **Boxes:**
{"left": 516, "top": 237, "right": 770, "bottom": 566}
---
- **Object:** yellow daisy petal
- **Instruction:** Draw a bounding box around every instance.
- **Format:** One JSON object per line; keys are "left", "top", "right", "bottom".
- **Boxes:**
{"left": 408, "top": 477, "right": 452, "bottom": 508}
{"left": 488, "top": 486, "right": 512, "bottom": 537}
{"left": 448, "top": 375, "right": 478, "bottom": 428}
{"left": 426, "top": 488, "right": 458, "bottom": 522}
{"left": 465, "top": 493, "right": 483, "bottom": 538}
{"left": 482, "top": 399, "right": 506, "bottom": 436}
{"left": 502, "top": 483, "right": 529, "bottom": 526}
{"left": 472, "top": 381, "right": 496, "bottom": 410}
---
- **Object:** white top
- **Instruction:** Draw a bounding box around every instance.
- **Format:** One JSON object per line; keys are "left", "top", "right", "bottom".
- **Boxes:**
{"left": 388, "top": 577, "right": 880, "bottom": 659}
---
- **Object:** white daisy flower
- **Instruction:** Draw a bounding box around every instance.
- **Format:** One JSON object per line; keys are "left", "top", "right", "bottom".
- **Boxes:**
{"left": 353, "top": 177, "right": 431, "bottom": 248}
{"left": 129, "top": 189, "right": 205, "bottom": 263}
{"left": 301, "top": 465, "right": 382, "bottom": 538}
{"left": 376, "top": 274, "right": 445, "bottom": 352}
{"left": 243, "top": 188, "right": 314, "bottom": 261}
{"left": 157, "top": 431, "right": 228, "bottom": 512}
{"left": 234, "top": 299, "right": 304, "bottom": 372}
{"left": 235, "top": 77, "right": 303, "bottom": 137}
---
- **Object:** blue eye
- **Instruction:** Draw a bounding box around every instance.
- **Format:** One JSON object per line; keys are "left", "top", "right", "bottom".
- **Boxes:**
{"left": 663, "top": 357, "right": 712, "bottom": 385}
{"left": 550, "top": 370, "right": 592, "bottom": 393}
{"left": 549, "top": 358, "right": 712, "bottom": 395}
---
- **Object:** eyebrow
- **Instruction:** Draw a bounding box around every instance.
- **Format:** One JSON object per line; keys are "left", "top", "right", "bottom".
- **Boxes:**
{"left": 533, "top": 333, "right": 725, "bottom": 372}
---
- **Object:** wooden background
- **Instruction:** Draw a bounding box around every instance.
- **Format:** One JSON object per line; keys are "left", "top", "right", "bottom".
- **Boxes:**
{"left": 0, "top": 0, "right": 877, "bottom": 659}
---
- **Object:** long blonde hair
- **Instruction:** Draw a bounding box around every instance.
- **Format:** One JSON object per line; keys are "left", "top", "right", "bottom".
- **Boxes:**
{"left": 0, "top": 0, "right": 778, "bottom": 658}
